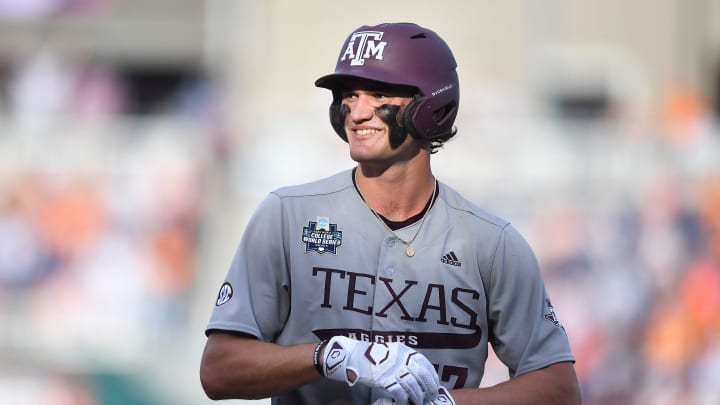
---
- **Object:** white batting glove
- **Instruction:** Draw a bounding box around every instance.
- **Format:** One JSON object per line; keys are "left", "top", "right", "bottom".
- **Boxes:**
{"left": 323, "top": 336, "right": 440, "bottom": 404}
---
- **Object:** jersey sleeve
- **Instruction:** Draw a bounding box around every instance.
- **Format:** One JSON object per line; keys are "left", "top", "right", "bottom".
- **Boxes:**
{"left": 205, "top": 192, "right": 290, "bottom": 341}
{"left": 486, "top": 224, "right": 575, "bottom": 378}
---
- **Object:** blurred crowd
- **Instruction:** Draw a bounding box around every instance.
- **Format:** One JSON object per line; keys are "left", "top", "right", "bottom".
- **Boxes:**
{"left": 0, "top": 34, "right": 719, "bottom": 405}
{"left": 537, "top": 166, "right": 720, "bottom": 405}
{"left": 0, "top": 45, "right": 222, "bottom": 404}
{"left": 479, "top": 83, "right": 720, "bottom": 405}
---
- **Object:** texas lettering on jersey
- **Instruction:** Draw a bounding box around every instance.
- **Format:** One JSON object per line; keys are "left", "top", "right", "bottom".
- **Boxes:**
{"left": 310, "top": 266, "right": 483, "bottom": 349}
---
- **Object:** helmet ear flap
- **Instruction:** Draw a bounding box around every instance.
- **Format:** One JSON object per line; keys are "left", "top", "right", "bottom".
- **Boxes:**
{"left": 403, "top": 96, "right": 459, "bottom": 141}
{"left": 329, "top": 103, "right": 349, "bottom": 142}
{"left": 402, "top": 96, "right": 424, "bottom": 140}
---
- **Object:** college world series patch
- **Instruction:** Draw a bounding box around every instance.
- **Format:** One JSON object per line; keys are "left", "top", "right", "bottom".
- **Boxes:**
{"left": 302, "top": 217, "right": 343, "bottom": 255}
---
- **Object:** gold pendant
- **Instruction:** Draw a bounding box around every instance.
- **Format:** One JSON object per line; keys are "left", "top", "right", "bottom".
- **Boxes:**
{"left": 406, "top": 246, "right": 414, "bottom": 257}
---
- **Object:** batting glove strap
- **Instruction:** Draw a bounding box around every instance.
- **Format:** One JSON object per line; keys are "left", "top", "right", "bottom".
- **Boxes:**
{"left": 312, "top": 340, "right": 329, "bottom": 376}
{"left": 424, "top": 386, "right": 456, "bottom": 405}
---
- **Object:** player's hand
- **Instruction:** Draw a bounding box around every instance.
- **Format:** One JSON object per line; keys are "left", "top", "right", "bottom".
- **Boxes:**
{"left": 322, "top": 336, "right": 440, "bottom": 404}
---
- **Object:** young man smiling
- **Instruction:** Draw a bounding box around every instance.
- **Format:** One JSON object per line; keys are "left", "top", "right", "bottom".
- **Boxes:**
{"left": 200, "top": 22, "right": 581, "bottom": 405}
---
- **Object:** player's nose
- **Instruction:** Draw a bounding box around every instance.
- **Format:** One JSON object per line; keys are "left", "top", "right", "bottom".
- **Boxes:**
{"left": 348, "top": 95, "right": 375, "bottom": 122}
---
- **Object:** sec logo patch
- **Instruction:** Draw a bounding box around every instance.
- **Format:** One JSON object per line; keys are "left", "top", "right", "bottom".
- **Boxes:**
{"left": 216, "top": 282, "right": 233, "bottom": 306}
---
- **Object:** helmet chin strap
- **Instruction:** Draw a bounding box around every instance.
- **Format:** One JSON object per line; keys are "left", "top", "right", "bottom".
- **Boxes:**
{"left": 329, "top": 103, "right": 412, "bottom": 150}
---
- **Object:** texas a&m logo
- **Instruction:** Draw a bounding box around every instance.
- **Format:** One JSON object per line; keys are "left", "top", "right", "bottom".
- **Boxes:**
{"left": 341, "top": 31, "right": 387, "bottom": 66}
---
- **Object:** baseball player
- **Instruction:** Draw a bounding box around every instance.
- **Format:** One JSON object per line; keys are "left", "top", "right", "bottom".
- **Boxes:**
{"left": 200, "top": 22, "right": 580, "bottom": 404}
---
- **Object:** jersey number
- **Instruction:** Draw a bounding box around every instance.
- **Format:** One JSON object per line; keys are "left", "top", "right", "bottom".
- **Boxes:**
{"left": 436, "top": 364, "right": 468, "bottom": 389}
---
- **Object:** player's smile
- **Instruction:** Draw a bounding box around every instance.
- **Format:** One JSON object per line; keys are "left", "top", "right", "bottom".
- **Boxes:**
{"left": 353, "top": 128, "right": 382, "bottom": 136}
{"left": 349, "top": 126, "right": 384, "bottom": 142}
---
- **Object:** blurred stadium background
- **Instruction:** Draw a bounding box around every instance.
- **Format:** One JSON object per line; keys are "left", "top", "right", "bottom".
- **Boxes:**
{"left": 0, "top": 0, "right": 719, "bottom": 404}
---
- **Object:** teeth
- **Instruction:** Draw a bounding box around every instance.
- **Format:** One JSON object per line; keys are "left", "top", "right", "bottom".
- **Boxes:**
{"left": 355, "top": 129, "right": 380, "bottom": 135}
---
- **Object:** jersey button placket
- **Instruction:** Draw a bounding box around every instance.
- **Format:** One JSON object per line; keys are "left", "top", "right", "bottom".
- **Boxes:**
{"left": 385, "top": 237, "right": 396, "bottom": 275}
{"left": 373, "top": 235, "right": 400, "bottom": 334}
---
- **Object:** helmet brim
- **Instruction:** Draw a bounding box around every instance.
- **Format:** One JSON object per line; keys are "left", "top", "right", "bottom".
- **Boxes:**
{"left": 315, "top": 73, "right": 418, "bottom": 95}
{"left": 314, "top": 73, "right": 345, "bottom": 90}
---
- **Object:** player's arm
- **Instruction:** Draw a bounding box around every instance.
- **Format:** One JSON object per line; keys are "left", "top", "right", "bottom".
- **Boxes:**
{"left": 200, "top": 332, "right": 321, "bottom": 400}
{"left": 449, "top": 361, "right": 581, "bottom": 405}
{"left": 201, "top": 192, "right": 314, "bottom": 399}
{"left": 467, "top": 225, "right": 580, "bottom": 404}
{"left": 201, "top": 333, "right": 443, "bottom": 403}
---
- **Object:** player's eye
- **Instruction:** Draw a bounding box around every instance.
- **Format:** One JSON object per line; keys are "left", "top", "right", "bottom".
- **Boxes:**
{"left": 341, "top": 91, "right": 358, "bottom": 100}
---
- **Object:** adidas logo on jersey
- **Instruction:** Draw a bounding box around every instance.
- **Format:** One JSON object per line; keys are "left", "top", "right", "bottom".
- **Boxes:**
{"left": 441, "top": 251, "right": 461, "bottom": 267}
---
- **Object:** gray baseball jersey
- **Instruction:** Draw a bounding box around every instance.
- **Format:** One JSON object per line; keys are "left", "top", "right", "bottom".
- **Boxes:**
{"left": 206, "top": 168, "right": 575, "bottom": 404}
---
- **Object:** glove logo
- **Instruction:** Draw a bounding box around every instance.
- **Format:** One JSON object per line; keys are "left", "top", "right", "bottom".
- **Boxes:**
{"left": 325, "top": 341, "right": 348, "bottom": 376}
{"left": 365, "top": 343, "right": 391, "bottom": 366}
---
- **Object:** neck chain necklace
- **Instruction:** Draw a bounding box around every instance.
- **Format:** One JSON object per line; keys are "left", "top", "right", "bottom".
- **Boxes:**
{"left": 355, "top": 173, "right": 437, "bottom": 257}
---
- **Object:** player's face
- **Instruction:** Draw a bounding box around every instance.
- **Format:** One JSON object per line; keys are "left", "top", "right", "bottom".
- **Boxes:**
{"left": 340, "top": 86, "right": 421, "bottom": 165}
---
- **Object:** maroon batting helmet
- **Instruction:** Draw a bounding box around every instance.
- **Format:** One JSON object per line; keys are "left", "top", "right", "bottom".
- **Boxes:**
{"left": 315, "top": 22, "right": 460, "bottom": 143}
